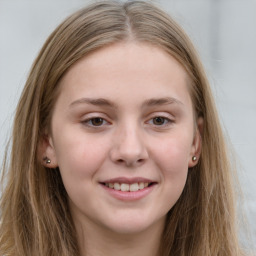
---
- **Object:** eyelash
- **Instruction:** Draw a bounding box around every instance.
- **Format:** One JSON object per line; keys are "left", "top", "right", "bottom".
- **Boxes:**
{"left": 147, "top": 116, "right": 173, "bottom": 127}
{"left": 82, "top": 117, "right": 109, "bottom": 127}
{"left": 82, "top": 115, "right": 173, "bottom": 128}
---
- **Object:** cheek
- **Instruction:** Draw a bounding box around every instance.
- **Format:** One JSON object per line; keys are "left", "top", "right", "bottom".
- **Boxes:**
{"left": 152, "top": 136, "right": 192, "bottom": 195}
{"left": 54, "top": 131, "right": 109, "bottom": 181}
{"left": 54, "top": 136, "right": 110, "bottom": 208}
{"left": 155, "top": 136, "right": 192, "bottom": 171}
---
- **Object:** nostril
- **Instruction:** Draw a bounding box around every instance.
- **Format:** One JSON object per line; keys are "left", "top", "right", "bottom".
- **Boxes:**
{"left": 115, "top": 158, "right": 144, "bottom": 166}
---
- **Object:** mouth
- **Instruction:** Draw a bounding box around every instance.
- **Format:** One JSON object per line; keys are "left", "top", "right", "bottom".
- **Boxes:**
{"left": 101, "top": 182, "right": 156, "bottom": 192}
{"left": 99, "top": 177, "right": 158, "bottom": 198}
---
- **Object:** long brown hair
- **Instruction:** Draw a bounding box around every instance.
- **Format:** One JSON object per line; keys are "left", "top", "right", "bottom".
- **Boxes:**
{"left": 0, "top": 1, "right": 243, "bottom": 255}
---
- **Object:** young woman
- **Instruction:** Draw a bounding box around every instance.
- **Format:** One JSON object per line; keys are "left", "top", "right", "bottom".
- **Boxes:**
{"left": 0, "top": 1, "right": 244, "bottom": 255}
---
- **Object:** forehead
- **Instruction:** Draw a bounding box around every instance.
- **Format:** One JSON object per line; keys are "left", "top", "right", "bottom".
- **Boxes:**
{"left": 57, "top": 42, "right": 192, "bottom": 108}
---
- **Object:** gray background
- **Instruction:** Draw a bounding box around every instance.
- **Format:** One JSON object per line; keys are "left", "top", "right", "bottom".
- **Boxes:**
{"left": 0, "top": 0, "right": 255, "bottom": 251}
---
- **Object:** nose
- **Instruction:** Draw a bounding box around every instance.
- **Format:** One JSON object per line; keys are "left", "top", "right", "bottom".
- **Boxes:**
{"left": 109, "top": 124, "right": 149, "bottom": 167}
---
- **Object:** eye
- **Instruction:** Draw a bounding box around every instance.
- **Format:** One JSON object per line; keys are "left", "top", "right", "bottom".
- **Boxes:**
{"left": 82, "top": 117, "right": 108, "bottom": 127}
{"left": 152, "top": 117, "right": 167, "bottom": 125}
{"left": 148, "top": 116, "right": 173, "bottom": 126}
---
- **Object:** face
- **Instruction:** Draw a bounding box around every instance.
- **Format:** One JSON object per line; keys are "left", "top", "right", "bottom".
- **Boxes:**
{"left": 43, "top": 42, "right": 201, "bottom": 235}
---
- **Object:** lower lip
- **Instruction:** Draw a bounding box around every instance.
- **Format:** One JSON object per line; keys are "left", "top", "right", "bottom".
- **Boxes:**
{"left": 100, "top": 184, "right": 156, "bottom": 201}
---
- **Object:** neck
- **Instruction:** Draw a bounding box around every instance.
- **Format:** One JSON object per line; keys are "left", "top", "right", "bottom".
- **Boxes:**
{"left": 74, "top": 217, "right": 165, "bottom": 256}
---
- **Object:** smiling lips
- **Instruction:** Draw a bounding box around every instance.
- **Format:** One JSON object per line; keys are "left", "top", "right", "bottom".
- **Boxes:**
{"left": 104, "top": 182, "right": 150, "bottom": 192}
{"left": 100, "top": 177, "right": 156, "bottom": 197}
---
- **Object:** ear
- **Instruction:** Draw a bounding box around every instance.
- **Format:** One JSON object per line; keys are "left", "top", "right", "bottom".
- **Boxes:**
{"left": 37, "top": 133, "right": 58, "bottom": 168}
{"left": 188, "top": 117, "right": 203, "bottom": 168}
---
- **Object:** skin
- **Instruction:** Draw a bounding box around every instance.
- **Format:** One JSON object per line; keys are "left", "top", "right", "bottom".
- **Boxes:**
{"left": 42, "top": 42, "right": 202, "bottom": 256}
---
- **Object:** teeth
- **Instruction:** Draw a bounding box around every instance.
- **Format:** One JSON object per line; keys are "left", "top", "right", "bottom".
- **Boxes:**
{"left": 120, "top": 183, "right": 129, "bottom": 192}
{"left": 114, "top": 183, "right": 120, "bottom": 190}
{"left": 105, "top": 182, "right": 150, "bottom": 192}
{"left": 130, "top": 183, "right": 139, "bottom": 192}
{"left": 139, "top": 182, "right": 145, "bottom": 189}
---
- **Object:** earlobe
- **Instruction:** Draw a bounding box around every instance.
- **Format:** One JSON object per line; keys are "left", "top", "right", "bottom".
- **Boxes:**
{"left": 38, "top": 134, "right": 58, "bottom": 168}
{"left": 188, "top": 117, "right": 203, "bottom": 168}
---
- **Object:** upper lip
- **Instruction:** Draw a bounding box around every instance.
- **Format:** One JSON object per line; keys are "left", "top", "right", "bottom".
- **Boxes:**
{"left": 100, "top": 177, "right": 155, "bottom": 184}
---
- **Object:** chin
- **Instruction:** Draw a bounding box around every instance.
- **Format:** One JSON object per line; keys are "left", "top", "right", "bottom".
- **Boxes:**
{"left": 110, "top": 223, "right": 147, "bottom": 235}
{"left": 103, "top": 213, "right": 165, "bottom": 235}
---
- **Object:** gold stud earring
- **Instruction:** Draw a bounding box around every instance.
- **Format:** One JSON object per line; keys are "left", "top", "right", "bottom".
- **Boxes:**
{"left": 192, "top": 156, "right": 197, "bottom": 161}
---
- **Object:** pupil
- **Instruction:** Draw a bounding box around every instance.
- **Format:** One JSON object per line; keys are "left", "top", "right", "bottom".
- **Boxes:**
{"left": 153, "top": 117, "right": 164, "bottom": 125}
{"left": 92, "top": 118, "right": 103, "bottom": 126}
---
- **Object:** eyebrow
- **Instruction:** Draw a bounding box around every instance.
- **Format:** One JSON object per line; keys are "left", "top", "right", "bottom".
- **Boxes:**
{"left": 69, "top": 96, "right": 184, "bottom": 108}
{"left": 142, "top": 97, "right": 184, "bottom": 107}
{"left": 70, "top": 98, "right": 117, "bottom": 108}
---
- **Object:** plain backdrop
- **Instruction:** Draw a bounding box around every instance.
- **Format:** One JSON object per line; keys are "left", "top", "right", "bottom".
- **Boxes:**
{"left": 0, "top": 0, "right": 255, "bottom": 250}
